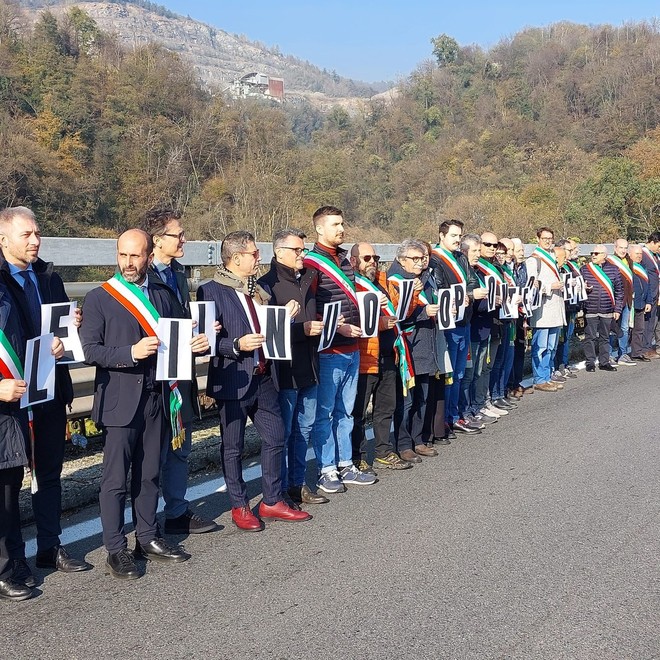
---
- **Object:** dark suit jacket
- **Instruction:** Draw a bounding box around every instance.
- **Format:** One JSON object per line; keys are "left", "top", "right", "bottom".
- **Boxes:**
{"left": 0, "top": 253, "right": 74, "bottom": 406}
{"left": 79, "top": 278, "right": 174, "bottom": 427}
{"left": 197, "top": 279, "right": 277, "bottom": 401}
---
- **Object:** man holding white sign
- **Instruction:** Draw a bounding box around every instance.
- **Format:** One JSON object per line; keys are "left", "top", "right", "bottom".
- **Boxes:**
{"left": 144, "top": 207, "right": 217, "bottom": 536}
{"left": 258, "top": 229, "right": 329, "bottom": 506}
{"left": 0, "top": 206, "right": 90, "bottom": 585}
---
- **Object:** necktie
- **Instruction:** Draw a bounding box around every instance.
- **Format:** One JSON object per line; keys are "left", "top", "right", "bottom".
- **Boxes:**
{"left": 163, "top": 266, "right": 178, "bottom": 295}
{"left": 244, "top": 294, "right": 266, "bottom": 373}
{"left": 19, "top": 271, "right": 41, "bottom": 332}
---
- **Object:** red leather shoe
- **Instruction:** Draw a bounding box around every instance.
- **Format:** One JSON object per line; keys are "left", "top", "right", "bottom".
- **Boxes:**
{"left": 231, "top": 505, "right": 263, "bottom": 532}
{"left": 258, "top": 500, "right": 312, "bottom": 523}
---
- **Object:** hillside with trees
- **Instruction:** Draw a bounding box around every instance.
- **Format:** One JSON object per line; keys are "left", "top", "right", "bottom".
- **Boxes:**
{"left": 0, "top": 1, "right": 659, "bottom": 242}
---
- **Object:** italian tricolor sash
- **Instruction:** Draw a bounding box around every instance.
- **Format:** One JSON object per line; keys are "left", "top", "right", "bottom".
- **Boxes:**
{"left": 607, "top": 255, "right": 633, "bottom": 285}
{"left": 501, "top": 263, "right": 516, "bottom": 286}
{"left": 304, "top": 250, "right": 358, "bottom": 307}
{"left": 432, "top": 246, "right": 467, "bottom": 284}
{"left": 532, "top": 247, "right": 560, "bottom": 281}
{"left": 0, "top": 328, "right": 37, "bottom": 492}
{"left": 101, "top": 273, "right": 185, "bottom": 449}
{"left": 642, "top": 247, "right": 659, "bottom": 274}
{"left": 632, "top": 262, "right": 649, "bottom": 282}
{"left": 587, "top": 263, "right": 615, "bottom": 305}
{"left": 355, "top": 273, "right": 415, "bottom": 395}
{"left": 475, "top": 258, "right": 505, "bottom": 286}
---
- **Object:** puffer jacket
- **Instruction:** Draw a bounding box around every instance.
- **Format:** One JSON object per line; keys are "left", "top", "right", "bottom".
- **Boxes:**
{"left": 580, "top": 261, "right": 624, "bottom": 315}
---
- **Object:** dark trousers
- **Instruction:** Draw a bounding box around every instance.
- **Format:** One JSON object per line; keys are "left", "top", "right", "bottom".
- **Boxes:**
{"left": 352, "top": 355, "right": 397, "bottom": 462}
{"left": 217, "top": 374, "right": 284, "bottom": 509}
{"left": 0, "top": 467, "right": 23, "bottom": 579}
{"left": 476, "top": 336, "right": 500, "bottom": 409}
{"left": 100, "top": 390, "right": 165, "bottom": 554}
{"left": 509, "top": 318, "right": 526, "bottom": 390}
{"left": 395, "top": 372, "right": 429, "bottom": 452}
{"left": 30, "top": 401, "right": 67, "bottom": 553}
{"left": 584, "top": 315, "right": 611, "bottom": 367}
{"left": 643, "top": 303, "right": 657, "bottom": 351}
{"left": 631, "top": 309, "right": 646, "bottom": 357}
{"left": 424, "top": 372, "right": 446, "bottom": 440}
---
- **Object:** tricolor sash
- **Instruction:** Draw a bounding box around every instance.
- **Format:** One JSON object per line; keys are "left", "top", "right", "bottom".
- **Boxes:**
{"left": 642, "top": 246, "right": 659, "bottom": 274}
{"left": 632, "top": 262, "right": 649, "bottom": 281}
{"left": 355, "top": 273, "right": 415, "bottom": 395}
{"left": 475, "top": 258, "right": 505, "bottom": 287}
{"left": 501, "top": 263, "right": 516, "bottom": 286}
{"left": 432, "top": 246, "right": 467, "bottom": 284}
{"left": 0, "top": 328, "right": 37, "bottom": 492}
{"left": 607, "top": 255, "right": 633, "bottom": 285}
{"left": 304, "top": 250, "right": 358, "bottom": 307}
{"left": 532, "top": 247, "right": 560, "bottom": 281}
{"left": 586, "top": 263, "right": 615, "bottom": 305}
{"left": 101, "top": 273, "right": 185, "bottom": 449}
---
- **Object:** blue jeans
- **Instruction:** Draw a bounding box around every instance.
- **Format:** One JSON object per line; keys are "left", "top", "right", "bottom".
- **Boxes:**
{"left": 460, "top": 338, "right": 489, "bottom": 417}
{"left": 279, "top": 385, "right": 318, "bottom": 491}
{"left": 555, "top": 313, "right": 575, "bottom": 370}
{"left": 312, "top": 351, "right": 359, "bottom": 475}
{"left": 444, "top": 326, "right": 470, "bottom": 424}
{"left": 490, "top": 326, "right": 515, "bottom": 400}
{"left": 532, "top": 327, "right": 560, "bottom": 384}
{"left": 610, "top": 305, "right": 631, "bottom": 358}
{"left": 161, "top": 425, "right": 192, "bottom": 519}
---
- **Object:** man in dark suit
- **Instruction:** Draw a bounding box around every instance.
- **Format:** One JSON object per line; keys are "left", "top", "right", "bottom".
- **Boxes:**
{"left": 80, "top": 229, "right": 204, "bottom": 579}
{"left": 143, "top": 206, "right": 217, "bottom": 535}
{"left": 0, "top": 206, "right": 90, "bottom": 586}
{"left": 197, "top": 230, "right": 312, "bottom": 530}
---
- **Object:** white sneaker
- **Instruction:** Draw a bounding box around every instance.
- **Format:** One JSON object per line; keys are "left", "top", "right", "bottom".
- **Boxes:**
{"left": 480, "top": 406, "right": 500, "bottom": 419}
{"left": 486, "top": 401, "right": 508, "bottom": 416}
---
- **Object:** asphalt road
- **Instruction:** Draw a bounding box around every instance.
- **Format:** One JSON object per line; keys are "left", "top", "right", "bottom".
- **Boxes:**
{"left": 2, "top": 363, "right": 659, "bottom": 659}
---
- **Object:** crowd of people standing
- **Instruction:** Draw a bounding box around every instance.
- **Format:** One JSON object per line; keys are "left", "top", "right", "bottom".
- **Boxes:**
{"left": 1, "top": 204, "right": 659, "bottom": 600}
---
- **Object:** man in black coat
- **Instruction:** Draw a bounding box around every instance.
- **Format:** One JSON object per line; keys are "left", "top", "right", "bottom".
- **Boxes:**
{"left": 143, "top": 206, "right": 217, "bottom": 535}
{"left": 257, "top": 228, "right": 328, "bottom": 506}
{"left": 81, "top": 229, "right": 202, "bottom": 579}
{"left": 0, "top": 206, "right": 90, "bottom": 586}
{"left": 197, "top": 230, "right": 312, "bottom": 531}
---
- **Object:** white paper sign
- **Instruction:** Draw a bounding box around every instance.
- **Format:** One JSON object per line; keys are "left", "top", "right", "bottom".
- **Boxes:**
{"left": 452, "top": 283, "right": 467, "bottom": 322}
{"left": 255, "top": 305, "right": 292, "bottom": 361}
{"left": 318, "top": 301, "right": 342, "bottom": 351}
{"left": 357, "top": 291, "right": 380, "bottom": 338}
{"left": 190, "top": 301, "right": 216, "bottom": 357}
{"left": 499, "top": 286, "right": 519, "bottom": 319}
{"left": 437, "top": 288, "right": 456, "bottom": 330}
{"left": 156, "top": 318, "right": 193, "bottom": 381}
{"left": 485, "top": 275, "right": 497, "bottom": 312}
{"left": 40, "top": 302, "right": 84, "bottom": 364}
{"left": 395, "top": 278, "right": 415, "bottom": 320}
{"left": 21, "top": 333, "right": 55, "bottom": 408}
{"left": 562, "top": 273, "right": 572, "bottom": 302}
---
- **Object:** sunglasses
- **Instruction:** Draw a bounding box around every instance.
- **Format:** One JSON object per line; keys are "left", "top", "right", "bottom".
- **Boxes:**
{"left": 361, "top": 254, "right": 381, "bottom": 263}
{"left": 590, "top": 251, "right": 606, "bottom": 256}
{"left": 279, "top": 246, "right": 309, "bottom": 256}
{"left": 482, "top": 242, "right": 498, "bottom": 248}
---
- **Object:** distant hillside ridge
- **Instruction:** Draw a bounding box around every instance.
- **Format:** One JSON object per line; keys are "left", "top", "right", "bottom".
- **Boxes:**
{"left": 17, "top": 0, "right": 387, "bottom": 99}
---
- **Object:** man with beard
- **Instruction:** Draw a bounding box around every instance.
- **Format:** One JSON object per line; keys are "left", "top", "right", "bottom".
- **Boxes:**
{"left": 350, "top": 242, "right": 412, "bottom": 471}
{"left": 304, "top": 207, "right": 376, "bottom": 493}
{"left": 81, "top": 230, "right": 206, "bottom": 579}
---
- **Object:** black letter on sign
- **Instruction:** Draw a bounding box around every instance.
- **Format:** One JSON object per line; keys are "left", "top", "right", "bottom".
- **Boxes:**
{"left": 49, "top": 303, "right": 73, "bottom": 360}
{"left": 486, "top": 276, "right": 497, "bottom": 311}
{"left": 362, "top": 292, "right": 379, "bottom": 337}
{"left": 196, "top": 304, "right": 205, "bottom": 336}
{"left": 28, "top": 337, "right": 47, "bottom": 403}
{"left": 168, "top": 322, "right": 179, "bottom": 379}
{"left": 265, "top": 307, "right": 287, "bottom": 358}
{"left": 454, "top": 284, "right": 465, "bottom": 310}
{"left": 438, "top": 289, "right": 452, "bottom": 329}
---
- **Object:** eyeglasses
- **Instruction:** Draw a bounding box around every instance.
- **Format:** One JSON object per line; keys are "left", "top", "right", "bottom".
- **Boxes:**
{"left": 238, "top": 250, "right": 260, "bottom": 258}
{"left": 539, "top": 236, "right": 554, "bottom": 241}
{"left": 162, "top": 231, "right": 186, "bottom": 241}
{"left": 482, "top": 242, "right": 498, "bottom": 248}
{"left": 403, "top": 255, "right": 425, "bottom": 264}
{"left": 496, "top": 251, "right": 506, "bottom": 257}
{"left": 279, "top": 246, "right": 309, "bottom": 256}
{"left": 361, "top": 254, "right": 381, "bottom": 263}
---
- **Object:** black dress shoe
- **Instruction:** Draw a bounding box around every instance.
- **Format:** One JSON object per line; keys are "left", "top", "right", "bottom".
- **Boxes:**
{"left": 107, "top": 549, "right": 142, "bottom": 580}
{"left": 432, "top": 437, "right": 451, "bottom": 445}
{"left": 11, "top": 559, "right": 36, "bottom": 588}
{"left": 135, "top": 537, "right": 191, "bottom": 563}
{"left": 35, "top": 545, "right": 91, "bottom": 572}
{"left": 444, "top": 425, "right": 457, "bottom": 440}
{"left": 0, "top": 577, "right": 34, "bottom": 601}
{"left": 164, "top": 509, "right": 218, "bottom": 535}
{"left": 599, "top": 363, "right": 617, "bottom": 372}
{"left": 586, "top": 364, "right": 596, "bottom": 372}
{"left": 632, "top": 355, "right": 651, "bottom": 362}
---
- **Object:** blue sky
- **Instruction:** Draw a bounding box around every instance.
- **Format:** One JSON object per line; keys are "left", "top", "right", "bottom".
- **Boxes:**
{"left": 162, "top": 1, "right": 659, "bottom": 82}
